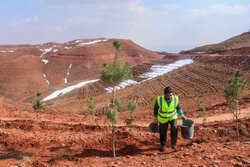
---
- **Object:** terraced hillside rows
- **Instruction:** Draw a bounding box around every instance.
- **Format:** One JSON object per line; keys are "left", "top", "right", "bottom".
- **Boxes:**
{"left": 52, "top": 55, "right": 250, "bottom": 116}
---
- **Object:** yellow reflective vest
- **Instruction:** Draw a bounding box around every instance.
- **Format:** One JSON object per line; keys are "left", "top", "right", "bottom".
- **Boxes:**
{"left": 157, "top": 95, "right": 179, "bottom": 123}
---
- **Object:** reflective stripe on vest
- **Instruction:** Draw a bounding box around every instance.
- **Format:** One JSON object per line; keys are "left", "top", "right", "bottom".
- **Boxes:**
{"left": 157, "top": 95, "right": 178, "bottom": 123}
{"left": 159, "top": 96, "right": 177, "bottom": 114}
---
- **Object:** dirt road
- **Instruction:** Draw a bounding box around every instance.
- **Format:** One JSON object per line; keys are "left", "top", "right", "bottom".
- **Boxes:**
{"left": 192, "top": 106, "right": 250, "bottom": 124}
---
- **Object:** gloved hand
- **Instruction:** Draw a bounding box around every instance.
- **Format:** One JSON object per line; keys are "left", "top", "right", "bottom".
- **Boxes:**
{"left": 181, "top": 116, "right": 186, "bottom": 121}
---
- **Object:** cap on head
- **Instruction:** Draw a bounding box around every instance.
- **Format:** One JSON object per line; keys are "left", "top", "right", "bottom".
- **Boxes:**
{"left": 164, "top": 86, "right": 173, "bottom": 94}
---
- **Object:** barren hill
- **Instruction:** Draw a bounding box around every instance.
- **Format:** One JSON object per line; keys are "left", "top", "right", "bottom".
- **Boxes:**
{"left": 0, "top": 35, "right": 250, "bottom": 166}
{"left": 181, "top": 31, "right": 250, "bottom": 55}
{"left": 0, "top": 38, "right": 161, "bottom": 101}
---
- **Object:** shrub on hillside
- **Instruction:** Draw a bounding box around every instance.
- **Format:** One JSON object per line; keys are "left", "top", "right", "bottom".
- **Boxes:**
{"left": 224, "top": 70, "right": 247, "bottom": 141}
{"left": 32, "top": 91, "right": 46, "bottom": 124}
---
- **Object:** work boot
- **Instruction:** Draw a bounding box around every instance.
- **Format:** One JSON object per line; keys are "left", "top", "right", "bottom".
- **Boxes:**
{"left": 160, "top": 145, "right": 166, "bottom": 152}
{"left": 171, "top": 145, "right": 176, "bottom": 149}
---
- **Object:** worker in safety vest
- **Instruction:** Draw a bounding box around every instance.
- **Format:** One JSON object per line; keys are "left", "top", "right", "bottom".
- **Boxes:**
{"left": 153, "top": 86, "right": 186, "bottom": 151}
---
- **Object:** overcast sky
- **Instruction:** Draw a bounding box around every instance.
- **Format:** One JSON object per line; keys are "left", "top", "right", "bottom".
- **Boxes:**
{"left": 0, "top": 0, "right": 249, "bottom": 52}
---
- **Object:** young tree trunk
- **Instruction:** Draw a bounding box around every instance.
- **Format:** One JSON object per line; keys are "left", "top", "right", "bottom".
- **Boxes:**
{"left": 112, "top": 86, "right": 116, "bottom": 157}
{"left": 236, "top": 119, "right": 239, "bottom": 141}
{"left": 235, "top": 100, "right": 240, "bottom": 141}
{"left": 112, "top": 86, "right": 115, "bottom": 106}
{"left": 236, "top": 110, "right": 239, "bottom": 141}
{"left": 112, "top": 122, "right": 116, "bottom": 157}
{"left": 36, "top": 110, "right": 39, "bottom": 124}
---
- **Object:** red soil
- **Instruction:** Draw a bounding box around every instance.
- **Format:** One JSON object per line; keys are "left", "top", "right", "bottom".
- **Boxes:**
{"left": 0, "top": 39, "right": 249, "bottom": 166}
{"left": 0, "top": 95, "right": 249, "bottom": 166}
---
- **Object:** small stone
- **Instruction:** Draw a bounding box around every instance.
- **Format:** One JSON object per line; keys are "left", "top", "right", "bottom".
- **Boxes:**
{"left": 237, "top": 162, "right": 243, "bottom": 167}
{"left": 141, "top": 162, "right": 147, "bottom": 165}
{"left": 11, "top": 163, "right": 25, "bottom": 167}
{"left": 191, "top": 165, "right": 198, "bottom": 167}
{"left": 241, "top": 158, "right": 250, "bottom": 164}
{"left": 205, "top": 154, "right": 215, "bottom": 159}
{"left": 192, "top": 143, "right": 198, "bottom": 146}
{"left": 214, "top": 160, "right": 221, "bottom": 164}
{"left": 178, "top": 156, "right": 184, "bottom": 159}
{"left": 150, "top": 157, "right": 156, "bottom": 161}
{"left": 234, "top": 156, "right": 242, "bottom": 160}
{"left": 184, "top": 153, "right": 190, "bottom": 156}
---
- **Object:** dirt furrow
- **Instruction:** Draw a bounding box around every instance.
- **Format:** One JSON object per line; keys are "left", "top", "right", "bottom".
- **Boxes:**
{"left": 150, "top": 86, "right": 159, "bottom": 96}
{"left": 179, "top": 68, "right": 217, "bottom": 93}
{"left": 161, "top": 76, "right": 189, "bottom": 96}
{"left": 96, "top": 103, "right": 109, "bottom": 116}
{"left": 141, "top": 97, "right": 150, "bottom": 106}
{"left": 138, "top": 97, "right": 147, "bottom": 106}
{"left": 158, "top": 77, "right": 166, "bottom": 89}
{"left": 175, "top": 77, "right": 204, "bottom": 94}
{"left": 186, "top": 65, "right": 227, "bottom": 82}
{"left": 93, "top": 82, "right": 104, "bottom": 95}
{"left": 89, "top": 84, "right": 98, "bottom": 97}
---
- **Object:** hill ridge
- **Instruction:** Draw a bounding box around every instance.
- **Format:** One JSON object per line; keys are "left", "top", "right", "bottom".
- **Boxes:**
{"left": 181, "top": 31, "right": 250, "bottom": 54}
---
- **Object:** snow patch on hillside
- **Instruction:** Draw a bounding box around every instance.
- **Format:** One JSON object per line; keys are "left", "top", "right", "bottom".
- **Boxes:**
{"left": 105, "top": 80, "right": 138, "bottom": 93}
{"left": 193, "top": 51, "right": 205, "bottom": 54}
{"left": 75, "top": 40, "right": 83, "bottom": 43}
{"left": 64, "top": 64, "right": 72, "bottom": 84}
{"left": 43, "top": 74, "right": 50, "bottom": 85}
{"left": 139, "top": 59, "right": 193, "bottom": 79}
{"left": 40, "top": 48, "right": 52, "bottom": 57}
{"left": 42, "top": 59, "right": 49, "bottom": 64}
{"left": 0, "top": 50, "right": 14, "bottom": 53}
{"left": 78, "top": 39, "right": 108, "bottom": 46}
{"left": 43, "top": 79, "right": 99, "bottom": 101}
{"left": 105, "top": 59, "right": 193, "bottom": 93}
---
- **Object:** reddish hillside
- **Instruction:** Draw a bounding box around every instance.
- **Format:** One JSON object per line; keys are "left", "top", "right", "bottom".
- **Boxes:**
{"left": 0, "top": 39, "right": 162, "bottom": 101}
{"left": 181, "top": 31, "right": 250, "bottom": 55}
